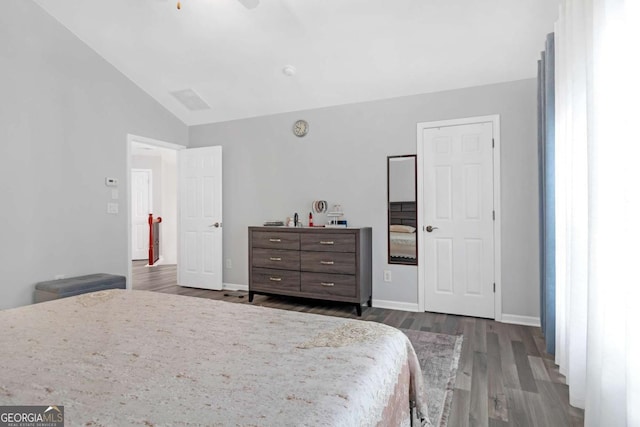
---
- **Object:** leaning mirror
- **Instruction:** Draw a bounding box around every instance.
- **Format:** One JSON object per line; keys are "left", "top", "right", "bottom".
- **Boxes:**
{"left": 387, "top": 155, "right": 418, "bottom": 265}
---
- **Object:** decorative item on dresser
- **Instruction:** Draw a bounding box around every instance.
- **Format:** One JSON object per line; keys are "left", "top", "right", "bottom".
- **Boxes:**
{"left": 248, "top": 226, "right": 372, "bottom": 316}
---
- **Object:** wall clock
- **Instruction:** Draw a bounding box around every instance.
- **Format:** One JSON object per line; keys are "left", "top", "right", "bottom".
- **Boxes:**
{"left": 293, "top": 120, "right": 309, "bottom": 137}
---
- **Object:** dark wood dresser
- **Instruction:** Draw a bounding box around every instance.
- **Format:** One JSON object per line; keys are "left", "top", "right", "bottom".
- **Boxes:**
{"left": 248, "top": 226, "right": 372, "bottom": 316}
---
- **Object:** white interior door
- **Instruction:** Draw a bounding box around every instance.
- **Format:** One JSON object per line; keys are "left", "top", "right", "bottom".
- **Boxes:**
{"left": 421, "top": 122, "right": 495, "bottom": 318}
{"left": 178, "top": 146, "right": 223, "bottom": 290}
{"left": 131, "top": 169, "right": 152, "bottom": 261}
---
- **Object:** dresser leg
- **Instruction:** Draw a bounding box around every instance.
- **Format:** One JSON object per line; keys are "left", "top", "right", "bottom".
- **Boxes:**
{"left": 367, "top": 297, "right": 372, "bottom": 307}
{"left": 248, "top": 291, "right": 254, "bottom": 303}
{"left": 355, "top": 304, "right": 362, "bottom": 317}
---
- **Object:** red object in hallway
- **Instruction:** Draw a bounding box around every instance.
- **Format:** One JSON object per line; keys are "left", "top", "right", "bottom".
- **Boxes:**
{"left": 309, "top": 212, "right": 313, "bottom": 227}
{"left": 148, "top": 214, "right": 163, "bottom": 266}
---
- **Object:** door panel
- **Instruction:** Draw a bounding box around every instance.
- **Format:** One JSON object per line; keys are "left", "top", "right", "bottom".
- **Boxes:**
{"left": 422, "top": 122, "right": 495, "bottom": 318}
{"left": 435, "top": 238, "right": 453, "bottom": 293}
{"left": 464, "top": 238, "right": 483, "bottom": 295}
{"left": 435, "top": 166, "right": 452, "bottom": 219}
{"left": 178, "top": 146, "right": 223, "bottom": 290}
{"left": 131, "top": 169, "right": 151, "bottom": 260}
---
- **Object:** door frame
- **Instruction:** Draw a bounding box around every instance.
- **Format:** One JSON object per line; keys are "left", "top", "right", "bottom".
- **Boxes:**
{"left": 126, "top": 134, "right": 186, "bottom": 290}
{"left": 416, "top": 115, "right": 502, "bottom": 321}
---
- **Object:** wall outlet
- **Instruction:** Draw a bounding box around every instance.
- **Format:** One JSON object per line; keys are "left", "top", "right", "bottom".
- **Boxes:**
{"left": 54, "top": 274, "right": 66, "bottom": 280}
{"left": 383, "top": 270, "right": 392, "bottom": 282}
{"left": 225, "top": 258, "right": 232, "bottom": 269}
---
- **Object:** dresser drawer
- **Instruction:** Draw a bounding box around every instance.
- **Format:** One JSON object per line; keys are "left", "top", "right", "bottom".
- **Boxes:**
{"left": 301, "top": 273, "right": 356, "bottom": 298}
{"left": 300, "top": 233, "right": 355, "bottom": 252}
{"left": 252, "top": 248, "right": 300, "bottom": 270}
{"left": 252, "top": 231, "right": 300, "bottom": 250}
{"left": 251, "top": 268, "right": 300, "bottom": 292}
{"left": 300, "top": 251, "right": 356, "bottom": 274}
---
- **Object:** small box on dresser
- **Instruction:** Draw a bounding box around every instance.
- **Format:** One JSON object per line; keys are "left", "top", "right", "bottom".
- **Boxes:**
{"left": 248, "top": 226, "right": 372, "bottom": 316}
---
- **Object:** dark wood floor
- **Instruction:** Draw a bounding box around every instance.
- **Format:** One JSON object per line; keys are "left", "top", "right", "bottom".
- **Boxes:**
{"left": 132, "top": 261, "right": 584, "bottom": 427}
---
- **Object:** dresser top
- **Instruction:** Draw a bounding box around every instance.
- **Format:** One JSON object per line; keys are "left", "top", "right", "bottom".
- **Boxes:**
{"left": 250, "top": 226, "right": 371, "bottom": 233}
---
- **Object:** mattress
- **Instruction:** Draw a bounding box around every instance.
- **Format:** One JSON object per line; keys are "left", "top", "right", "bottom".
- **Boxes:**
{"left": 390, "top": 231, "right": 417, "bottom": 259}
{"left": 0, "top": 290, "right": 430, "bottom": 426}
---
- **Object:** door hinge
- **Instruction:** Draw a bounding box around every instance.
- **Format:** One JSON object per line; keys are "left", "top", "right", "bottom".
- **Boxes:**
{"left": 493, "top": 283, "right": 496, "bottom": 293}
{"left": 492, "top": 138, "right": 495, "bottom": 148}
{"left": 493, "top": 210, "right": 495, "bottom": 221}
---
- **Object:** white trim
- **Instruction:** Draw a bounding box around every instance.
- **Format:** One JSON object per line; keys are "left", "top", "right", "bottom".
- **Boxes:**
{"left": 128, "top": 134, "right": 186, "bottom": 151}
{"left": 126, "top": 134, "right": 185, "bottom": 291}
{"left": 416, "top": 115, "right": 502, "bottom": 321}
{"left": 416, "top": 123, "right": 426, "bottom": 311}
{"left": 492, "top": 116, "right": 502, "bottom": 322}
{"left": 372, "top": 299, "right": 421, "bottom": 312}
{"left": 501, "top": 314, "right": 541, "bottom": 327}
{"left": 222, "top": 283, "right": 248, "bottom": 292}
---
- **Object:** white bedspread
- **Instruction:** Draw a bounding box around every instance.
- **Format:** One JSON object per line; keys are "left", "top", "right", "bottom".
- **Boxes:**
{"left": 0, "top": 290, "right": 429, "bottom": 426}
{"left": 390, "top": 232, "right": 417, "bottom": 259}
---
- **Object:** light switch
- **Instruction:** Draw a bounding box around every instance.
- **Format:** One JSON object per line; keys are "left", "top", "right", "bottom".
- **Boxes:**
{"left": 107, "top": 202, "right": 119, "bottom": 214}
{"left": 105, "top": 177, "right": 118, "bottom": 187}
{"left": 111, "top": 189, "right": 119, "bottom": 200}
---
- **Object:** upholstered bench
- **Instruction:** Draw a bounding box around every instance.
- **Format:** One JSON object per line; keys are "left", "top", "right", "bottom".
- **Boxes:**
{"left": 34, "top": 273, "right": 126, "bottom": 303}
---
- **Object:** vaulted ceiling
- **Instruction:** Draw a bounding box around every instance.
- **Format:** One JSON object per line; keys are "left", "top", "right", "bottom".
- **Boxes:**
{"left": 34, "top": 0, "right": 559, "bottom": 125}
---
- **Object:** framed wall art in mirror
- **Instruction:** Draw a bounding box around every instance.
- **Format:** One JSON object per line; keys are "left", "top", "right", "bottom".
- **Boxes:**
{"left": 387, "top": 155, "right": 418, "bottom": 265}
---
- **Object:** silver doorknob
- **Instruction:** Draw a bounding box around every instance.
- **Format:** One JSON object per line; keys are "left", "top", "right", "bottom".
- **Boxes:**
{"left": 425, "top": 225, "right": 439, "bottom": 232}
{"left": 209, "top": 222, "right": 222, "bottom": 228}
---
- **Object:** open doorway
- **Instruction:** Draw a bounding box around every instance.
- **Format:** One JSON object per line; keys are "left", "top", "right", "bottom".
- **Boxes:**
{"left": 127, "top": 135, "right": 184, "bottom": 290}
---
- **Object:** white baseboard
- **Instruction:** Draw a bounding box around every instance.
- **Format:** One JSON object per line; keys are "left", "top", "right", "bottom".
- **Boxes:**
{"left": 372, "top": 299, "right": 421, "bottom": 312}
{"left": 222, "top": 283, "right": 248, "bottom": 292}
{"left": 501, "top": 314, "right": 541, "bottom": 327}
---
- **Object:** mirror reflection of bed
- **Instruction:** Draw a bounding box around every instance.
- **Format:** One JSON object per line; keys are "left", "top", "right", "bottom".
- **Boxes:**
{"left": 389, "top": 203, "right": 417, "bottom": 263}
{"left": 387, "top": 155, "right": 417, "bottom": 265}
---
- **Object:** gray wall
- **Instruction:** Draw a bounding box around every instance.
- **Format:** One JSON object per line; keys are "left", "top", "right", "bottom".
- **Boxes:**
{"left": 190, "top": 79, "right": 540, "bottom": 318}
{"left": 0, "top": 0, "right": 187, "bottom": 309}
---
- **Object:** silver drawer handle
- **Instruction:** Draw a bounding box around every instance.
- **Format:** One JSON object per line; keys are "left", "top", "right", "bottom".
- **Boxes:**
{"left": 320, "top": 261, "right": 335, "bottom": 265}
{"left": 269, "top": 277, "right": 282, "bottom": 282}
{"left": 269, "top": 257, "right": 282, "bottom": 261}
{"left": 320, "top": 282, "right": 335, "bottom": 287}
{"left": 269, "top": 238, "right": 282, "bottom": 242}
{"left": 320, "top": 241, "right": 334, "bottom": 245}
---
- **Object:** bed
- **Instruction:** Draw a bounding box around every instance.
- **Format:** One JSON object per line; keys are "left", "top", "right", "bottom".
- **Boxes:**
{"left": 0, "top": 290, "right": 430, "bottom": 426}
{"left": 389, "top": 231, "right": 417, "bottom": 260}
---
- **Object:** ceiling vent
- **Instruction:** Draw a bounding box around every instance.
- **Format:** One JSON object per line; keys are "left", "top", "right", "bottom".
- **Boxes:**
{"left": 170, "top": 89, "right": 211, "bottom": 111}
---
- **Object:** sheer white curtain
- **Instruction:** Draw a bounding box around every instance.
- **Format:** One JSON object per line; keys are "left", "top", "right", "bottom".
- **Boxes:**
{"left": 554, "top": 0, "right": 640, "bottom": 425}
{"left": 554, "top": 0, "right": 589, "bottom": 410}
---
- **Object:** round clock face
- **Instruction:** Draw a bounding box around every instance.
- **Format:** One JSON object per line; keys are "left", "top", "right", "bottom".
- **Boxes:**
{"left": 293, "top": 120, "right": 309, "bottom": 137}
